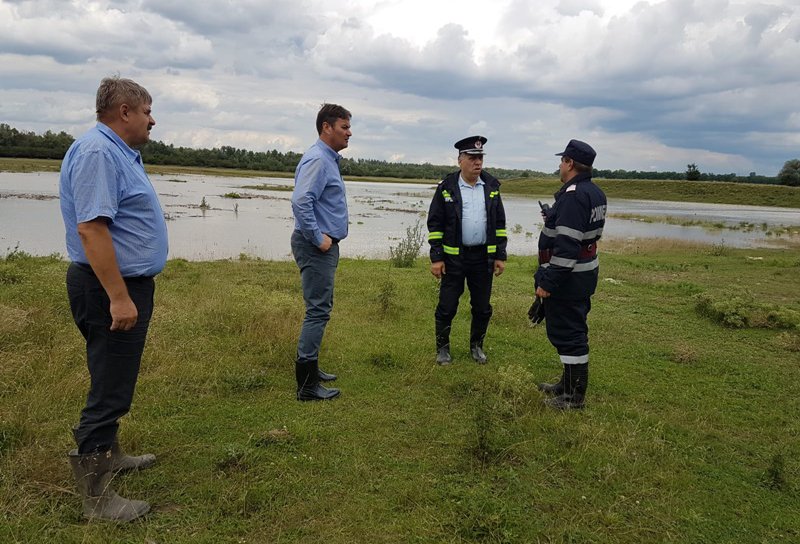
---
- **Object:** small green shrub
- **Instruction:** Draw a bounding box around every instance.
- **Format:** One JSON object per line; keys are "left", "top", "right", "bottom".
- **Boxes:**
{"left": 694, "top": 293, "right": 749, "bottom": 328}
{"left": 708, "top": 241, "right": 730, "bottom": 256}
{"left": 375, "top": 278, "right": 397, "bottom": 314}
{"left": 696, "top": 293, "right": 800, "bottom": 330}
{"left": 0, "top": 263, "right": 24, "bottom": 284}
{"left": 389, "top": 221, "right": 425, "bottom": 268}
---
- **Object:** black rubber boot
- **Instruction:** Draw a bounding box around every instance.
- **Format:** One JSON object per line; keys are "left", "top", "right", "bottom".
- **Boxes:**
{"left": 537, "top": 366, "right": 565, "bottom": 396}
{"left": 317, "top": 368, "right": 337, "bottom": 382}
{"left": 435, "top": 320, "right": 452, "bottom": 365}
{"left": 544, "top": 363, "right": 588, "bottom": 410}
{"left": 469, "top": 320, "right": 488, "bottom": 364}
{"left": 296, "top": 360, "right": 340, "bottom": 401}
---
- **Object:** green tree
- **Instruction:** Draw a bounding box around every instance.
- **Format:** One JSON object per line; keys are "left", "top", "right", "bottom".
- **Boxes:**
{"left": 685, "top": 163, "right": 701, "bottom": 181}
{"left": 777, "top": 159, "right": 800, "bottom": 186}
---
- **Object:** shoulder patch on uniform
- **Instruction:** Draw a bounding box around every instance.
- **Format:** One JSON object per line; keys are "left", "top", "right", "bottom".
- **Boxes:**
{"left": 566, "top": 184, "right": 577, "bottom": 192}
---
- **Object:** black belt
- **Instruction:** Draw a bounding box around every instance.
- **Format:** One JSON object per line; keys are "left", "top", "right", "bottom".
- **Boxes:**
{"left": 462, "top": 244, "right": 487, "bottom": 253}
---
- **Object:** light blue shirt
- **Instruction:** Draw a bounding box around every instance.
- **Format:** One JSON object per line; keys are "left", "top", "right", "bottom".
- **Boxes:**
{"left": 459, "top": 175, "right": 487, "bottom": 246}
{"left": 59, "top": 123, "right": 168, "bottom": 277}
{"left": 292, "top": 139, "right": 349, "bottom": 246}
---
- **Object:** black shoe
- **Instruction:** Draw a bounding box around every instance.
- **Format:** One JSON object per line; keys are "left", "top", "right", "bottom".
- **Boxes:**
{"left": 436, "top": 347, "right": 452, "bottom": 365}
{"left": 318, "top": 368, "right": 337, "bottom": 382}
{"left": 544, "top": 393, "right": 585, "bottom": 410}
{"left": 470, "top": 346, "right": 487, "bottom": 364}
{"left": 537, "top": 380, "right": 564, "bottom": 396}
{"left": 297, "top": 383, "right": 341, "bottom": 401}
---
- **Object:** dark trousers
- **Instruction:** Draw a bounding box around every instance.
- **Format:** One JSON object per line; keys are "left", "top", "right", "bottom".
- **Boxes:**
{"left": 544, "top": 296, "right": 591, "bottom": 364}
{"left": 291, "top": 230, "right": 339, "bottom": 364}
{"left": 66, "top": 263, "right": 155, "bottom": 454}
{"left": 434, "top": 247, "right": 494, "bottom": 344}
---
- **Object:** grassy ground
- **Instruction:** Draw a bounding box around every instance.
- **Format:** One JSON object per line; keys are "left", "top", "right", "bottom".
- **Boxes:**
{"left": 1, "top": 242, "right": 798, "bottom": 543}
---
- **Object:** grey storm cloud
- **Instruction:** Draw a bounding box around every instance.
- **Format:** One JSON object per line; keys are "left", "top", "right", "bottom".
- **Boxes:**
{"left": 1, "top": 0, "right": 799, "bottom": 175}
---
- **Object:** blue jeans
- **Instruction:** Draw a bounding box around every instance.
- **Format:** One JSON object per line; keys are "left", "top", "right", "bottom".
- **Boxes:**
{"left": 291, "top": 230, "right": 339, "bottom": 363}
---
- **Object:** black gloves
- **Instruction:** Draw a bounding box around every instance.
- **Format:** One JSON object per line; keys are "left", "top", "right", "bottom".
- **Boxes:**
{"left": 528, "top": 296, "right": 545, "bottom": 326}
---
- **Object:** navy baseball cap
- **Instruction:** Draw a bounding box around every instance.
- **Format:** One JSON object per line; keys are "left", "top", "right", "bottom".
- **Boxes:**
{"left": 455, "top": 135, "right": 487, "bottom": 155}
{"left": 556, "top": 139, "right": 596, "bottom": 166}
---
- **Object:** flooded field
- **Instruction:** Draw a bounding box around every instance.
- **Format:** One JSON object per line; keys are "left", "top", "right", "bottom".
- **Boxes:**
{"left": 2, "top": 172, "right": 799, "bottom": 260}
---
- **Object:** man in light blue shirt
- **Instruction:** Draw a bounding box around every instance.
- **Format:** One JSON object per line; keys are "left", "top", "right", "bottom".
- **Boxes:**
{"left": 60, "top": 77, "right": 167, "bottom": 522}
{"left": 427, "top": 136, "right": 508, "bottom": 365}
{"left": 291, "top": 103, "right": 351, "bottom": 401}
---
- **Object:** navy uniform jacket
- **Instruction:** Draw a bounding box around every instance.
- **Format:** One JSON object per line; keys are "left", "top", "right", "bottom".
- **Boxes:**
{"left": 427, "top": 170, "right": 507, "bottom": 273}
{"left": 535, "top": 172, "right": 607, "bottom": 299}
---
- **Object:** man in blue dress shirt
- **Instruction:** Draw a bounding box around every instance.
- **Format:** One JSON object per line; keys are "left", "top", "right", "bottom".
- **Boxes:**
{"left": 291, "top": 103, "right": 351, "bottom": 401}
{"left": 60, "top": 76, "right": 167, "bottom": 521}
{"left": 427, "top": 136, "right": 508, "bottom": 365}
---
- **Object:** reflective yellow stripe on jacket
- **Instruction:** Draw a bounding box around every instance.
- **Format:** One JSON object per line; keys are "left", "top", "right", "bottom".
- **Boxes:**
{"left": 428, "top": 231, "right": 444, "bottom": 241}
{"left": 443, "top": 245, "right": 460, "bottom": 255}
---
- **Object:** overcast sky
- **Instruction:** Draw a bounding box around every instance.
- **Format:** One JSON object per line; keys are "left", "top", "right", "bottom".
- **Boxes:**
{"left": 1, "top": 0, "right": 798, "bottom": 175}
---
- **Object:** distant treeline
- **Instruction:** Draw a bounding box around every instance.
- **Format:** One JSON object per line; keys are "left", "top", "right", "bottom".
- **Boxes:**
{"left": 0, "top": 123, "right": 780, "bottom": 183}
{"left": 140, "top": 140, "right": 545, "bottom": 180}
{"left": 591, "top": 168, "right": 778, "bottom": 184}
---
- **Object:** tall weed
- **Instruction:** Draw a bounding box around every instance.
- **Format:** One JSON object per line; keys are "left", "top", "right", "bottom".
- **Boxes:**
{"left": 389, "top": 221, "right": 425, "bottom": 268}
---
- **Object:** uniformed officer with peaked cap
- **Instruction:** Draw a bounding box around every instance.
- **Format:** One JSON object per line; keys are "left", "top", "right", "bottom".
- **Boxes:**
{"left": 535, "top": 139, "right": 607, "bottom": 409}
{"left": 427, "top": 135, "right": 508, "bottom": 365}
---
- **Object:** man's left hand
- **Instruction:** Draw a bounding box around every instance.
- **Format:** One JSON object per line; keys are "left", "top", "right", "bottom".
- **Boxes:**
{"left": 535, "top": 286, "right": 550, "bottom": 298}
{"left": 493, "top": 260, "right": 505, "bottom": 277}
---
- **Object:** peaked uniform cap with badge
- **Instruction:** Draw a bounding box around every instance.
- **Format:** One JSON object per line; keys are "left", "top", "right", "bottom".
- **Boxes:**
{"left": 455, "top": 136, "right": 487, "bottom": 155}
{"left": 555, "top": 139, "right": 596, "bottom": 167}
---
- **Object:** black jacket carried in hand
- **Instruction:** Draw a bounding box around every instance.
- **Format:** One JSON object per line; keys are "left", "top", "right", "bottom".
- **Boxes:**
{"left": 427, "top": 170, "right": 507, "bottom": 273}
{"left": 535, "top": 172, "right": 606, "bottom": 299}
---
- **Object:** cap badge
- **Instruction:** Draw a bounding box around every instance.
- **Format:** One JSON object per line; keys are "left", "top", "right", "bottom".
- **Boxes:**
{"left": 474, "top": 140, "right": 483, "bottom": 149}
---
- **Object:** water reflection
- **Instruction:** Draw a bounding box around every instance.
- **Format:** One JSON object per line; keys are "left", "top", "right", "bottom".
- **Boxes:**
{"left": 1, "top": 172, "right": 799, "bottom": 260}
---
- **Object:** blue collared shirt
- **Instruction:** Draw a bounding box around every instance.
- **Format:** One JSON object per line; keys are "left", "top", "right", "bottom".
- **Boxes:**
{"left": 292, "top": 139, "right": 349, "bottom": 246}
{"left": 459, "top": 175, "right": 487, "bottom": 246}
{"left": 59, "top": 123, "right": 168, "bottom": 277}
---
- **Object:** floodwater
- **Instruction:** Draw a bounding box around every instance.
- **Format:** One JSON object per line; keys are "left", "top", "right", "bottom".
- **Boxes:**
{"left": 1, "top": 172, "right": 799, "bottom": 260}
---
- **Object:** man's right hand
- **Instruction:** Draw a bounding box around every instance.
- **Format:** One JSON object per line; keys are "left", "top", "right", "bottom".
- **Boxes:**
{"left": 110, "top": 296, "right": 138, "bottom": 331}
{"left": 431, "top": 261, "right": 446, "bottom": 279}
{"left": 318, "top": 234, "right": 333, "bottom": 252}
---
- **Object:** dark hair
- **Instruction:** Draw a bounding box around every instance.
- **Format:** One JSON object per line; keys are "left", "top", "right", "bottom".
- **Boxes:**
{"left": 96, "top": 76, "right": 151, "bottom": 121}
{"left": 573, "top": 160, "right": 592, "bottom": 173}
{"left": 316, "top": 103, "right": 351, "bottom": 135}
{"left": 564, "top": 155, "right": 592, "bottom": 174}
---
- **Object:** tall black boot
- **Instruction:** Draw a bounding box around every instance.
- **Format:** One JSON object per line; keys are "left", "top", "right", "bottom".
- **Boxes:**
{"left": 296, "top": 359, "right": 340, "bottom": 401}
{"left": 545, "top": 363, "right": 588, "bottom": 410}
{"left": 435, "top": 320, "right": 452, "bottom": 365}
{"left": 469, "top": 320, "right": 488, "bottom": 364}
{"left": 538, "top": 365, "right": 565, "bottom": 396}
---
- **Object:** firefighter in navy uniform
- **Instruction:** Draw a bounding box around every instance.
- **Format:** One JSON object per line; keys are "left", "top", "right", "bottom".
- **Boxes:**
{"left": 428, "top": 136, "right": 507, "bottom": 365}
{"left": 535, "top": 139, "right": 607, "bottom": 409}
